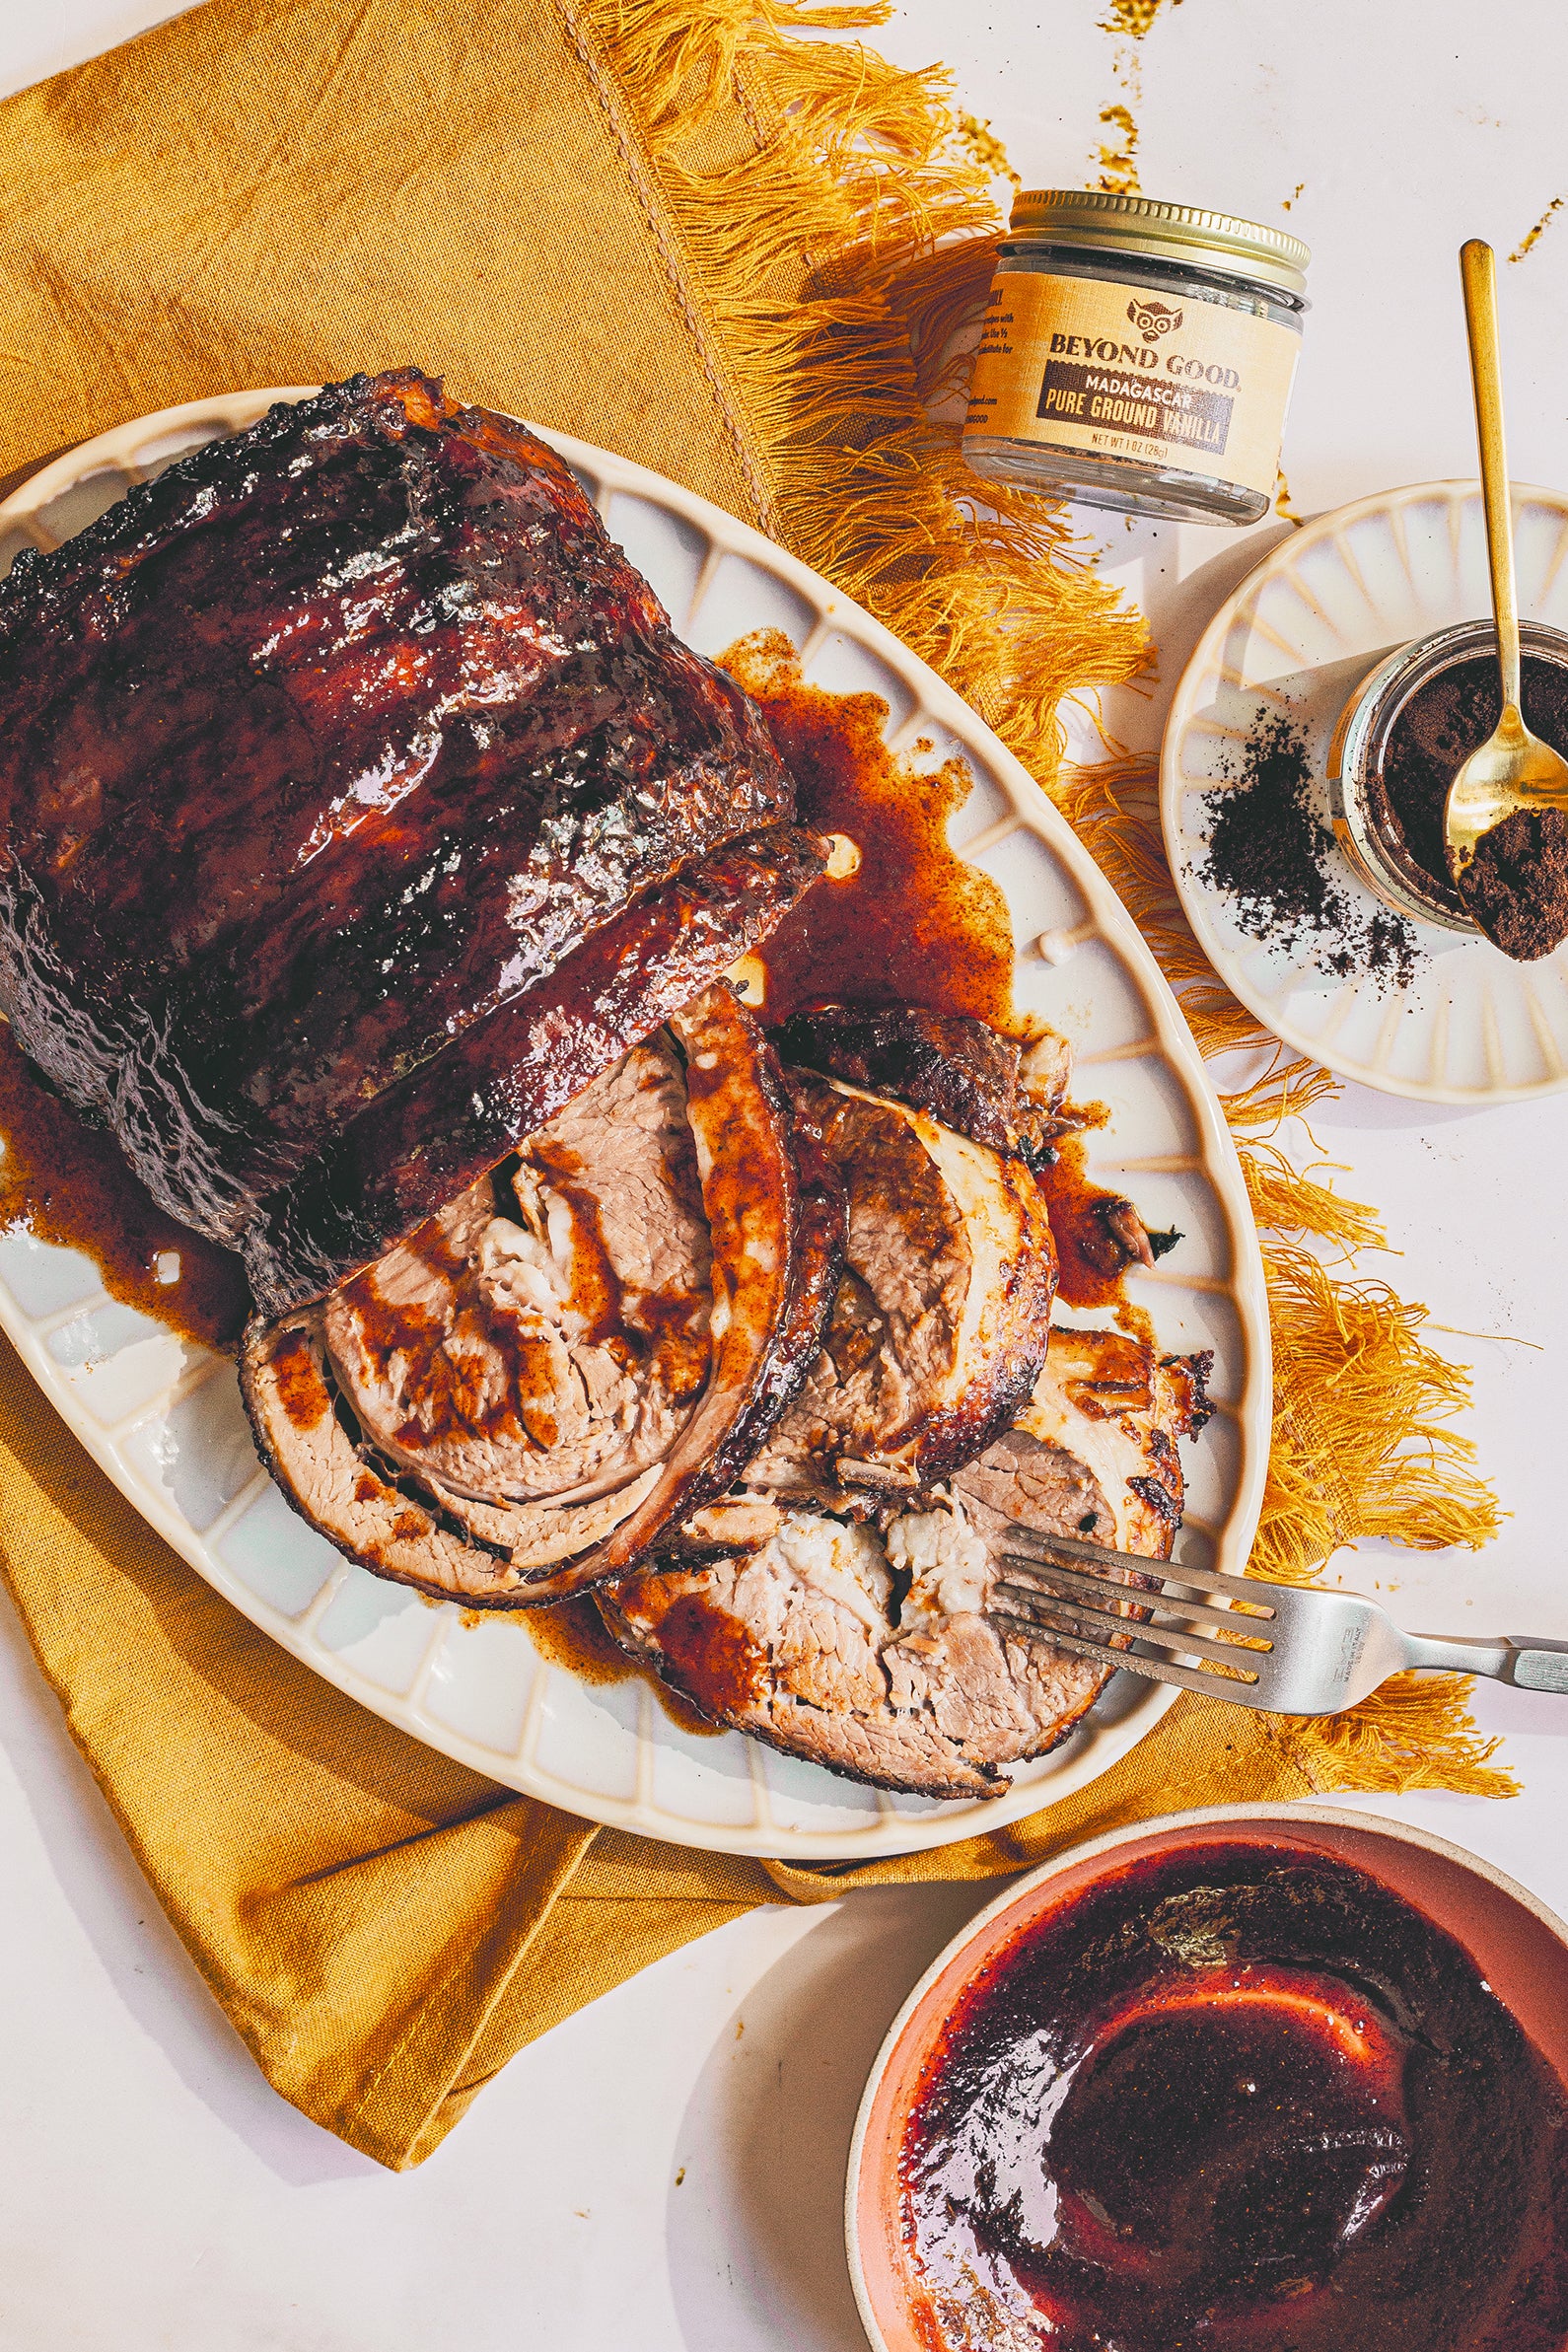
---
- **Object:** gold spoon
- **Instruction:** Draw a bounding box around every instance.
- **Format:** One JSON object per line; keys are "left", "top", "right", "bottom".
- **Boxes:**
{"left": 1443, "top": 238, "right": 1568, "bottom": 887}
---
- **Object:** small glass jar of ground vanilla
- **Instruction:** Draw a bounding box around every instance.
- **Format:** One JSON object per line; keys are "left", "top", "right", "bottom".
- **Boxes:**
{"left": 1329, "top": 618, "right": 1568, "bottom": 960}
{"left": 963, "top": 190, "right": 1310, "bottom": 526}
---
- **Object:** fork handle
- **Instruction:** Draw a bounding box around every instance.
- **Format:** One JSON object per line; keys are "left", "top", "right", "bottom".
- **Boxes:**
{"left": 1402, "top": 1630, "right": 1568, "bottom": 1694}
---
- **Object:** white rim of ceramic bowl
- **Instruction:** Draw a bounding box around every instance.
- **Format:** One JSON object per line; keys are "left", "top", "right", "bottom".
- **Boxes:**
{"left": 844, "top": 1798, "right": 1568, "bottom": 2351}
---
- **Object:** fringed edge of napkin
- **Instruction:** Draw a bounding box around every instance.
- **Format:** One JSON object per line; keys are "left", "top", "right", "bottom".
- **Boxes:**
{"left": 566, "top": 0, "right": 1511, "bottom": 1799}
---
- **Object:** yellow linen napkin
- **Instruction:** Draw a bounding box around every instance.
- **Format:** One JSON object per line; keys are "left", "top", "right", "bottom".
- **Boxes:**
{"left": 0, "top": 1331, "right": 1336, "bottom": 2170}
{"left": 0, "top": 0, "right": 1509, "bottom": 2169}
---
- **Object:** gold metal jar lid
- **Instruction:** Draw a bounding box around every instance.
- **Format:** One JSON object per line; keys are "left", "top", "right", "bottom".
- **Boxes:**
{"left": 1008, "top": 189, "right": 1311, "bottom": 297}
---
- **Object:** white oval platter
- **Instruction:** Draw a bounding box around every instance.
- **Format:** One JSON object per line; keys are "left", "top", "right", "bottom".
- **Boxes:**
{"left": 1162, "top": 477, "right": 1568, "bottom": 1104}
{"left": 0, "top": 390, "right": 1269, "bottom": 1860}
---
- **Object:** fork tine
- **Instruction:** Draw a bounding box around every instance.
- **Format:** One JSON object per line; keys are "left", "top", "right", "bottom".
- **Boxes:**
{"left": 997, "top": 1555, "right": 1276, "bottom": 1648}
{"left": 987, "top": 1608, "right": 1238, "bottom": 1698}
{"left": 1000, "top": 1525, "right": 1275, "bottom": 1613}
{"left": 993, "top": 1581, "right": 1267, "bottom": 1673}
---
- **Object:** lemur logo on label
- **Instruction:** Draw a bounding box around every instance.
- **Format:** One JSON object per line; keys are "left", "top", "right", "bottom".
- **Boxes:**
{"left": 1126, "top": 297, "right": 1183, "bottom": 339}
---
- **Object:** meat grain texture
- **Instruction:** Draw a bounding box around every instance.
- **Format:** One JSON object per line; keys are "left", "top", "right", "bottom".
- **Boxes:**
{"left": 603, "top": 1324, "right": 1207, "bottom": 1796}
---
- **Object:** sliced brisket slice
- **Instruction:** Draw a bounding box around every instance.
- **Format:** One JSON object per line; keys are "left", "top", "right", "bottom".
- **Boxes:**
{"left": 241, "top": 987, "right": 835, "bottom": 1604}
{"left": 244, "top": 821, "right": 824, "bottom": 1315}
{"left": 321, "top": 1033, "right": 712, "bottom": 1507}
{"left": 599, "top": 1326, "right": 1201, "bottom": 1798}
{"left": 0, "top": 370, "right": 797, "bottom": 1242}
{"left": 739, "top": 1076, "right": 1058, "bottom": 1495}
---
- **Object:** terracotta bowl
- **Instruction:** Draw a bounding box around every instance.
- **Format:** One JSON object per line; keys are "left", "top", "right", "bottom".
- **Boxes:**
{"left": 845, "top": 1802, "right": 1568, "bottom": 2352}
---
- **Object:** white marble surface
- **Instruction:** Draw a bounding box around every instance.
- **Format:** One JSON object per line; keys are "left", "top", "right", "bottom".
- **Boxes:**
{"left": 5, "top": 4, "right": 1568, "bottom": 2347}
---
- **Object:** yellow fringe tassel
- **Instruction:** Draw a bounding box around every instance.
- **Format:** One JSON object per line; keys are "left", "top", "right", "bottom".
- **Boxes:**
{"left": 577, "top": 0, "right": 1509, "bottom": 1799}
{"left": 1265, "top": 1675, "right": 1515, "bottom": 1798}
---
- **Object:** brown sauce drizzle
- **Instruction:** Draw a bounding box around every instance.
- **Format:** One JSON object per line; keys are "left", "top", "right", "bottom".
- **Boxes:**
{"left": 638, "top": 1587, "right": 769, "bottom": 1719}
{"left": 523, "top": 1593, "right": 721, "bottom": 1737}
{"left": 725, "top": 632, "right": 1017, "bottom": 1031}
{"left": 0, "top": 1024, "right": 249, "bottom": 1350}
{"left": 729, "top": 632, "right": 1140, "bottom": 1311}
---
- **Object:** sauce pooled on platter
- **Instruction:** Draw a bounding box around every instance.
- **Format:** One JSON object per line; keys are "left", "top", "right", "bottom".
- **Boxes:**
{"left": 729, "top": 631, "right": 1141, "bottom": 1310}
{"left": 727, "top": 630, "right": 1016, "bottom": 1031}
{"left": 0, "top": 1023, "right": 249, "bottom": 1351}
{"left": 900, "top": 1840, "right": 1568, "bottom": 2352}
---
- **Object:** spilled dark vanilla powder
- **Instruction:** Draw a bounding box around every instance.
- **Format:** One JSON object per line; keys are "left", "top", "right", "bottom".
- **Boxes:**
{"left": 1197, "top": 714, "right": 1418, "bottom": 988}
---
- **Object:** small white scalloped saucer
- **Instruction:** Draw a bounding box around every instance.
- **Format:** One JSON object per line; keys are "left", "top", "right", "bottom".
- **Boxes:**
{"left": 0, "top": 390, "right": 1269, "bottom": 1859}
{"left": 1162, "top": 478, "right": 1568, "bottom": 1103}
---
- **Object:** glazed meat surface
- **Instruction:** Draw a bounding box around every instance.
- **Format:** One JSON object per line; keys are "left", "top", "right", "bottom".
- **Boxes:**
{"left": 246, "top": 821, "right": 823, "bottom": 1313}
{"left": 0, "top": 369, "right": 811, "bottom": 1280}
{"left": 771, "top": 1002, "right": 1074, "bottom": 1161}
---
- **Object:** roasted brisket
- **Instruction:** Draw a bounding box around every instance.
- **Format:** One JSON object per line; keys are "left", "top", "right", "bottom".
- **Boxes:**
{"left": 2, "top": 368, "right": 1214, "bottom": 1778}
{"left": 0, "top": 370, "right": 817, "bottom": 1282}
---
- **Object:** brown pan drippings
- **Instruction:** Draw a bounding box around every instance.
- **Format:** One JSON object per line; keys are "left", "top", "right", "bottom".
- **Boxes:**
{"left": 520, "top": 1594, "right": 716, "bottom": 1736}
{"left": 0, "top": 1024, "right": 248, "bottom": 1351}
{"left": 732, "top": 632, "right": 1138, "bottom": 1312}
{"left": 725, "top": 631, "right": 1018, "bottom": 1031}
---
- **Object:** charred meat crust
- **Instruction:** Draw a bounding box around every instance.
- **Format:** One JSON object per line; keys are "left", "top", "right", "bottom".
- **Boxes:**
{"left": 770, "top": 1001, "right": 1073, "bottom": 1162}
{"left": 706, "top": 1071, "right": 848, "bottom": 1479}
{"left": 244, "top": 822, "right": 825, "bottom": 1315}
{"left": 242, "top": 988, "right": 822, "bottom": 1605}
{"left": 651, "top": 1074, "right": 848, "bottom": 1568}
{"left": 0, "top": 369, "right": 801, "bottom": 1249}
{"left": 1162, "top": 1346, "right": 1215, "bottom": 1440}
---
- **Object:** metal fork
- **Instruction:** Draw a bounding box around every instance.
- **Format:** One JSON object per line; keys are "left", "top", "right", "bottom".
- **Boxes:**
{"left": 989, "top": 1527, "right": 1568, "bottom": 1714}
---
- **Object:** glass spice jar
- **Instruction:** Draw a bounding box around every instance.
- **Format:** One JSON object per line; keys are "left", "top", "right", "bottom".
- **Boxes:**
{"left": 1327, "top": 617, "right": 1568, "bottom": 936}
{"left": 963, "top": 189, "right": 1311, "bottom": 526}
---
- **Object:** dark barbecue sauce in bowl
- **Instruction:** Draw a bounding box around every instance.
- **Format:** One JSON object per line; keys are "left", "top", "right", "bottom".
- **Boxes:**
{"left": 901, "top": 1842, "right": 1568, "bottom": 2352}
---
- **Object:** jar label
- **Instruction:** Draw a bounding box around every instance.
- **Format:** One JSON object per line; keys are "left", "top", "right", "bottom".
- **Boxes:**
{"left": 964, "top": 269, "right": 1299, "bottom": 495}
